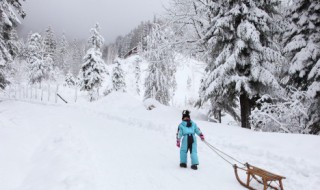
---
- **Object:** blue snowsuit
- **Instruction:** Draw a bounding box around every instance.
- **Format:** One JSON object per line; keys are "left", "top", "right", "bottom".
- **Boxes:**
{"left": 177, "top": 120, "right": 202, "bottom": 165}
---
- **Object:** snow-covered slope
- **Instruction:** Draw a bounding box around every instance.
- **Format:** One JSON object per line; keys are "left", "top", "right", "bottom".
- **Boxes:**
{"left": 0, "top": 93, "right": 319, "bottom": 190}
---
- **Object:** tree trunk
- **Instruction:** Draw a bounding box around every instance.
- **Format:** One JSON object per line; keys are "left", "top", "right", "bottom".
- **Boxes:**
{"left": 218, "top": 110, "right": 222, "bottom": 124}
{"left": 240, "top": 88, "right": 251, "bottom": 129}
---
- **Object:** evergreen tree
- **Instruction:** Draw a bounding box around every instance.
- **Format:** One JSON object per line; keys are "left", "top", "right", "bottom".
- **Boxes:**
{"left": 70, "top": 39, "right": 84, "bottom": 76}
{"left": 56, "top": 33, "right": 69, "bottom": 73}
{"left": 26, "top": 33, "right": 53, "bottom": 85}
{"left": 144, "top": 24, "right": 176, "bottom": 105}
{"left": 134, "top": 57, "right": 141, "bottom": 95}
{"left": 198, "top": 0, "right": 284, "bottom": 129}
{"left": 79, "top": 23, "right": 107, "bottom": 101}
{"left": 112, "top": 58, "right": 126, "bottom": 92}
{"left": 6, "top": 28, "right": 21, "bottom": 59}
{"left": 64, "top": 71, "right": 76, "bottom": 86}
{"left": 0, "top": 0, "right": 25, "bottom": 89}
{"left": 282, "top": 0, "right": 320, "bottom": 134}
{"left": 282, "top": 0, "right": 320, "bottom": 90}
{"left": 42, "top": 26, "right": 56, "bottom": 59}
{"left": 87, "top": 23, "right": 104, "bottom": 50}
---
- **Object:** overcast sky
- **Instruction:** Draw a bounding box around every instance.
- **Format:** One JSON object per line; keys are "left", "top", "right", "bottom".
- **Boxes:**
{"left": 18, "top": 0, "right": 169, "bottom": 44}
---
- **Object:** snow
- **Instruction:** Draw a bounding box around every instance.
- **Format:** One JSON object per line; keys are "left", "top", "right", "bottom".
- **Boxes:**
{"left": 1, "top": 92, "right": 320, "bottom": 190}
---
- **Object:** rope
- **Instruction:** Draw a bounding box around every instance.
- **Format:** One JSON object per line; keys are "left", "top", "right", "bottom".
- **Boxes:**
{"left": 203, "top": 140, "right": 246, "bottom": 167}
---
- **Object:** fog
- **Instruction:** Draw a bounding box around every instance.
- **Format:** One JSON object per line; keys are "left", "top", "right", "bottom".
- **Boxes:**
{"left": 18, "top": 0, "right": 169, "bottom": 44}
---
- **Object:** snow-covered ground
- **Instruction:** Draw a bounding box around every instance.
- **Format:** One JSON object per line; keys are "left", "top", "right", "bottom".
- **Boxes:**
{"left": 1, "top": 92, "right": 320, "bottom": 190}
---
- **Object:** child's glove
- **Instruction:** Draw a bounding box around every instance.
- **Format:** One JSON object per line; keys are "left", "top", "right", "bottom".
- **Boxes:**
{"left": 200, "top": 133, "right": 205, "bottom": 141}
{"left": 176, "top": 139, "right": 180, "bottom": 148}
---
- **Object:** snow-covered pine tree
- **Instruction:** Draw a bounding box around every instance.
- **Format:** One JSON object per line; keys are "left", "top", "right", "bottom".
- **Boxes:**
{"left": 6, "top": 28, "right": 21, "bottom": 59}
{"left": 40, "top": 26, "right": 58, "bottom": 82}
{"left": 70, "top": 39, "right": 84, "bottom": 75}
{"left": 198, "top": 0, "right": 284, "bottom": 129}
{"left": 87, "top": 23, "right": 104, "bottom": 50}
{"left": 56, "top": 33, "right": 69, "bottom": 73}
{"left": 144, "top": 24, "right": 176, "bottom": 105}
{"left": 308, "top": 49, "right": 320, "bottom": 134}
{"left": 64, "top": 71, "right": 75, "bottom": 86}
{"left": 282, "top": 0, "right": 320, "bottom": 134}
{"left": 112, "top": 58, "right": 126, "bottom": 92}
{"left": 26, "top": 33, "right": 53, "bottom": 85}
{"left": 79, "top": 23, "right": 107, "bottom": 101}
{"left": 0, "top": 0, "right": 25, "bottom": 89}
{"left": 134, "top": 57, "right": 141, "bottom": 95}
{"left": 169, "top": 0, "right": 242, "bottom": 121}
{"left": 42, "top": 26, "right": 56, "bottom": 59}
{"left": 282, "top": 0, "right": 320, "bottom": 90}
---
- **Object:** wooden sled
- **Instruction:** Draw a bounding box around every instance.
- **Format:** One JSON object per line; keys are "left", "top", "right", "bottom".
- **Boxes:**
{"left": 233, "top": 163, "right": 286, "bottom": 190}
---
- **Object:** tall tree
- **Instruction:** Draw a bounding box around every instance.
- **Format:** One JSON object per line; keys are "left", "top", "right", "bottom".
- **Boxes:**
{"left": 42, "top": 26, "right": 56, "bottom": 59}
{"left": 144, "top": 24, "right": 176, "bottom": 105}
{"left": 282, "top": 0, "right": 320, "bottom": 134}
{"left": 112, "top": 58, "right": 126, "bottom": 92}
{"left": 26, "top": 33, "right": 53, "bottom": 85}
{"left": 70, "top": 39, "right": 84, "bottom": 76}
{"left": 134, "top": 57, "right": 141, "bottom": 95}
{"left": 56, "top": 33, "right": 69, "bottom": 73}
{"left": 79, "top": 23, "right": 107, "bottom": 101}
{"left": 196, "top": 0, "right": 284, "bottom": 129}
{"left": 0, "top": 0, "right": 25, "bottom": 89}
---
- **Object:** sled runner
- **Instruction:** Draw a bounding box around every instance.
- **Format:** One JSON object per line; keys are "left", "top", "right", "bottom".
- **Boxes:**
{"left": 203, "top": 140, "right": 286, "bottom": 190}
{"left": 234, "top": 163, "right": 285, "bottom": 190}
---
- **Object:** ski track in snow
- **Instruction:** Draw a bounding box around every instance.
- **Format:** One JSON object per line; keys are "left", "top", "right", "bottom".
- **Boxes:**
{"left": 0, "top": 98, "right": 320, "bottom": 190}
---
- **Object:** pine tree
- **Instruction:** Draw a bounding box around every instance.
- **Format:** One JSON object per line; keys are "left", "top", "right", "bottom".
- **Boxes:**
{"left": 87, "top": 23, "right": 104, "bottom": 50}
{"left": 282, "top": 0, "right": 320, "bottom": 134}
{"left": 282, "top": 0, "right": 320, "bottom": 90}
{"left": 64, "top": 71, "right": 75, "bottom": 86}
{"left": 79, "top": 23, "right": 107, "bottom": 101}
{"left": 112, "top": 58, "right": 126, "bottom": 92}
{"left": 144, "top": 24, "right": 176, "bottom": 105}
{"left": 0, "top": 0, "right": 25, "bottom": 89}
{"left": 42, "top": 26, "right": 56, "bottom": 59}
{"left": 26, "top": 33, "right": 53, "bottom": 85}
{"left": 70, "top": 39, "right": 84, "bottom": 76}
{"left": 197, "top": 0, "right": 284, "bottom": 129}
{"left": 134, "top": 57, "right": 141, "bottom": 95}
{"left": 56, "top": 33, "right": 69, "bottom": 73}
{"left": 6, "top": 28, "right": 21, "bottom": 59}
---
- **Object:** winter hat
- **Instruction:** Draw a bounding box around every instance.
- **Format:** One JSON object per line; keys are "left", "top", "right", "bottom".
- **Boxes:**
{"left": 182, "top": 110, "right": 191, "bottom": 119}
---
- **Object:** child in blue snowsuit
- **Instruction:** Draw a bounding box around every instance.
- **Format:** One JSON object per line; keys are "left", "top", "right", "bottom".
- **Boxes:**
{"left": 176, "top": 110, "right": 204, "bottom": 170}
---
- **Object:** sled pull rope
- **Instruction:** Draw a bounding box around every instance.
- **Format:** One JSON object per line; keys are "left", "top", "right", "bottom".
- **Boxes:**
{"left": 203, "top": 140, "right": 245, "bottom": 167}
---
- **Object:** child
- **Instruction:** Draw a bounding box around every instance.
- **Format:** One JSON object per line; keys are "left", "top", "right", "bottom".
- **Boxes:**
{"left": 176, "top": 110, "right": 205, "bottom": 170}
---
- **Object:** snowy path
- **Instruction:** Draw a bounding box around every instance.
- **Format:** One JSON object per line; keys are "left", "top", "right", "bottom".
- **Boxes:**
{"left": 1, "top": 97, "right": 320, "bottom": 190}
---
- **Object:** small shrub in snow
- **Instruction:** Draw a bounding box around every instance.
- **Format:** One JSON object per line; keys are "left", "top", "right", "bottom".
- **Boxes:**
{"left": 103, "top": 88, "right": 113, "bottom": 96}
{"left": 251, "top": 88, "right": 311, "bottom": 134}
{"left": 144, "top": 98, "right": 161, "bottom": 110}
{"left": 64, "top": 71, "right": 75, "bottom": 87}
